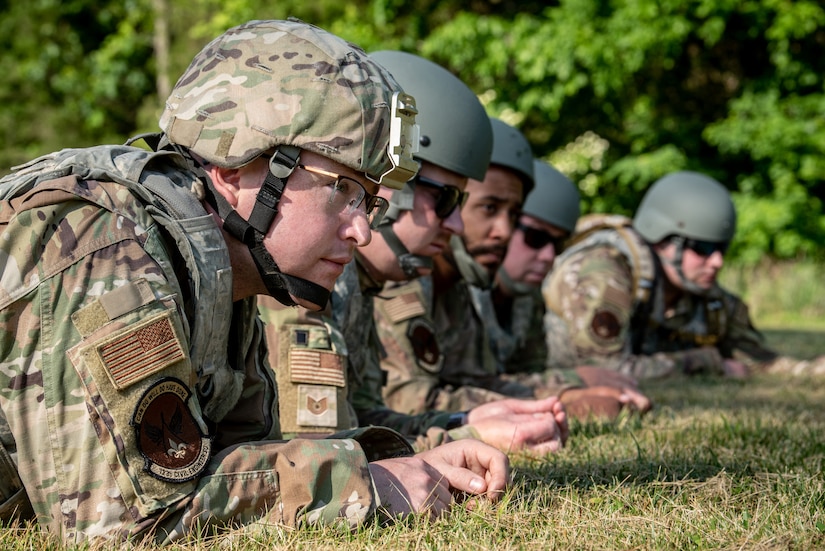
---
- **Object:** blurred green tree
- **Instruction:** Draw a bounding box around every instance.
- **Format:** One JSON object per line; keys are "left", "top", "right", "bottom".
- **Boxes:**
{"left": 0, "top": 0, "right": 822, "bottom": 261}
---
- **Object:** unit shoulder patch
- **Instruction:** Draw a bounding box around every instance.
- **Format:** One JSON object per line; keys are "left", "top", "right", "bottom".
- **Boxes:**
{"left": 407, "top": 318, "right": 442, "bottom": 373}
{"left": 588, "top": 306, "right": 623, "bottom": 345}
{"left": 131, "top": 378, "right": 211, "bottom": 483}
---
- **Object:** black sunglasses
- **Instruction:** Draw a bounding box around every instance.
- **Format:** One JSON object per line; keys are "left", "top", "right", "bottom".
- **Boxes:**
{"left": 683, "top": 238, "right": 729, "bottom": 257}
{"left": 414, "top": 175, "right": 468, "bottom": 219}
{"left": 516, "top": 221, "right": 567, "bottom": 252}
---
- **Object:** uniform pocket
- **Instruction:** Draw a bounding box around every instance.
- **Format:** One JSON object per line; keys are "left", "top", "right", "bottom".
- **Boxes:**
{"left": 67, "top": 281, "right": 210, "bottom": 517}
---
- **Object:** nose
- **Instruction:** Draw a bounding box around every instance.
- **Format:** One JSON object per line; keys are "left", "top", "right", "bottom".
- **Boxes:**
{"left": 442, "top": 206, "right": 464, "bottom": 235}
{"left": 344, "top": 210, "right": 372, "bottom": 246}
{"left": 537, "top": 243, "right": 557, "bottom": 265}
{"left": 491, "top": 213, "right": 514, "bottom": 242}
{"left": 707, "top": 249, "right": 724, "bottom": 269}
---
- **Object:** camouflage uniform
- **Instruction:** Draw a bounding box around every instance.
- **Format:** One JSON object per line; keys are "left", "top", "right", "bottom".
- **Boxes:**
{"left": 489, "top": 281, "right": 581, "bottom": 398}
{"left": 542, "top": 215, "right": 777, "bottom": 379}
{"left": 0, "top": 145, "right": 413, "bottom": 542}
{"left": 260, "top": 260, "right": 479, "bottom": 452}
{"left": 376, "top": 274, "right": 555, "bottom": 415}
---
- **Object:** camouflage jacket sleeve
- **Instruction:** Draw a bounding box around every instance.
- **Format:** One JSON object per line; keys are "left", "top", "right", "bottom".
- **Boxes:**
{"left": 374, "top": 279, "right": 523, "bottom": 414}
{"left": 499, "top": 290, "right": 549, "bottom": 375}
{"left": 713, "top": 289, "right": 825, "bottom": 375}
{"left": 543, "top": 245, "right": 726, "bottom": 379}
{"left": 0, "top": 176, "right": 387, "bottom": 543}
{"left": 718, "top": 289, "right": 778, "bottom": 363}
{"left": 490, "top": 291, "right": 580, "bottom": 398}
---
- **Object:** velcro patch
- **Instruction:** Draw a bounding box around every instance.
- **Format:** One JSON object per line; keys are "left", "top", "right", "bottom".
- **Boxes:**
{"left": 383, "top": 292, "right": 426, "bottom": 323}
{"left": 296, "top": 385, "right": 338, "bottom": 428}
{"left": 97, "top": 311, "right": 187, "bottom": 390}
{"left": 292, "top": 326, "right": 331, "bottom": 349}
{"left": 289, "top": 349, "right": 346, "bottom": 387}
{"left": 131, "top": 378, "right": 211, "bottom": 483}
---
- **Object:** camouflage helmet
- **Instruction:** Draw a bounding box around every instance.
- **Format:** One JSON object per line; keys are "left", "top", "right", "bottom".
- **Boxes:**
{"left": 633, "top": 171, "right": 736, "bottom": 243}
{"left": 369, "top": 50, "right": 492, "bottom": 181}
{"left": 160, "top": 19, "right": 418, "bottom": 189}
{"left": 522, "top": 159, "right": 580, "bottom": 233}
{"left": 489, "top": 118, "right": 535, "bottom": 196}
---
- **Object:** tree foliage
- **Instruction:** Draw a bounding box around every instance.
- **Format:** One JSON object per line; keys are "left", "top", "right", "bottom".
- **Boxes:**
{"left": 0, "top": 0, "right": 822, "bottom": 262}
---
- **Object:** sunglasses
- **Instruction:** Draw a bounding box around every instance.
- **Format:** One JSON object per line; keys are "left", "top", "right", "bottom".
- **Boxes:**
{"left": 414, "top": 175, "right": 468, "bottom": 219}
{"left": 683, "top": 238, "right": 729, "bottom": 257}
{"left": 516, "top": 221, "right": 567, "bottom": 252}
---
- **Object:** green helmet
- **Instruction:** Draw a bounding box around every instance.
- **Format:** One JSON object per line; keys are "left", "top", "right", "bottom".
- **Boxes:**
{"left": 489, "top": 118, "right": 534, "bottom": 196}
{"left": 161, "top": 19, "right": 418, "bottom": 188}
{"left": 369, "top": 50, "right": 492, "bottom": 182}
{"left": 368, "top": 50, "right": 493, "bottom": 277}
{"left": 633, "top": 171, "right": 736, "bottom": 243}
{"left": 522, "top": 159, "right": 580, "bottom": 232}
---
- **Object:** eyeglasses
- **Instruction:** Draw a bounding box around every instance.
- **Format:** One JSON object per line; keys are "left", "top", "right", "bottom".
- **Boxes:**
{"left": 298, "top": 164, "right": 389, "bottom": 229}
{"left": 515, "top": 221, "right": 567, "bottom": 252}
{"left": 683, "top": 238, "right": 729, "bottom": 257}
{"left": 414, "top": 175, "right": 468, "bottom": 219}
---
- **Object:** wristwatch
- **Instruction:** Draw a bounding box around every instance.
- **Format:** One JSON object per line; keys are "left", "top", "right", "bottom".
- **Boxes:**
{"left": 445, "top": 411, "right": 469, "bottom": 430}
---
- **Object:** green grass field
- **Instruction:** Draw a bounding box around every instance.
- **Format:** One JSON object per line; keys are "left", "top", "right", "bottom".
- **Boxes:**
{"left": 2, "top": 262, "right": 823, "bottom": 549}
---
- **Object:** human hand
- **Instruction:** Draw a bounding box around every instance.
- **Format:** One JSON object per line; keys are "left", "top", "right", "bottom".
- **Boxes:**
{"left": 575, "top": 365, "right": 640, "bottom": 390}
{"left": 466, "top": 397, "right": 568, "bottom": 454}
{"left": 722, "top": 358, "right": 749, "bottom": 379}
{"left": 369, "top": 440, "right": 509, "bottom": 518}
{"left": 467, "top": 396, "right": 562, "bottom": 423}
{"left": 559, "top": 386, "right": 653, "bottom": 420}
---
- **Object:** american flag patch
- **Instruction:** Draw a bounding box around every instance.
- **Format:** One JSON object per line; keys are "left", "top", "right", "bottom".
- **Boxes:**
{"left": 383, "top": 292, "right": 425, "bottom": 323}
{"left": 98, "top": 312, "right": 187, "bottom": 390}
{"left": 289, "top": 349, "right": 345, "bottom": 387}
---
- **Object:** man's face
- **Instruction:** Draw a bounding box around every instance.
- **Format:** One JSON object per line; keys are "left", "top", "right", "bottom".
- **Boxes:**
{"left": 655, "top": 238, "right": 726, "bottom": 292}
{"left": 391, "top": 163, "right": 466, "bottom": 273}
{"left": 461, "top": 165, "right": 524, "bottom": 276}
{"left": 231, "top": 150, "right": 375, "bottom": 306}
{"left": 501, "top": 214, "right": 567, "bottom": 286}
{"left": 358, "top": 162, "right": 466, "bottom": 282}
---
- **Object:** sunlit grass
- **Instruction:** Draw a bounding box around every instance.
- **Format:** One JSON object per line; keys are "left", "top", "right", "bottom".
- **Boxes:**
{"left": 4, "top": 370, "right": 825, "bottom": 550}
{"left": 720, "top": 260, "right": 825, "bottom": 331}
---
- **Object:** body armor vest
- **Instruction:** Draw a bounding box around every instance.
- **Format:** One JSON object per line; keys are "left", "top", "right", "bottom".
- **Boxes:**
{"left": 563, "top": 213, "right": 727, "bottom": 354}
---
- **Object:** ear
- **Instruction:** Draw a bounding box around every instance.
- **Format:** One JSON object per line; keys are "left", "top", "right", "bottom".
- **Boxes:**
{"left": 207, "top": 165, "right": 244, "bottom": 208}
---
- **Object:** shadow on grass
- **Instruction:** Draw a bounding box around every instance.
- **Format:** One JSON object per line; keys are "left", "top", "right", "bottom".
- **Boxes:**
{"left": 512, "top": 373, "right": 825, "bottom": 492}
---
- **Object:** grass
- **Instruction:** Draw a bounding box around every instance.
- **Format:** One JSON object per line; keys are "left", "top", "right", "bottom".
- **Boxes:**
{"left": 719, "top": 259, "right": 825, "bottom": 331}
{"left": 2, "top": 261, "right": 823, "bottom": 549}
{"left": 4, "top": 371, "right": 824, "bottom": 550}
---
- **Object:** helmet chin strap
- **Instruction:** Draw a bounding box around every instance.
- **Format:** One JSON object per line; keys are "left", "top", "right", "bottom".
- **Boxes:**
{"left": 450, "top": 235, "right": 492, "bottom": 289}
{"left": 495, "top": 266, "right": 534, "bottom": 297}
{"left": 205, "top": 146, "right": 330, "bottom": 309}
{"left": 660, "top": 236, "right": 709, "bottom": 296}
{"left": 375, "top": 184, "right": 432, "bottom": 279}
{"left": 376, "top": 223, "right": 432, "bottom": 278}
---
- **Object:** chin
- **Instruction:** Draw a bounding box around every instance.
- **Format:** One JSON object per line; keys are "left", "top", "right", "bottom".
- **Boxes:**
{"left": 523, "top": 275, "right": 544, "bottom": 286}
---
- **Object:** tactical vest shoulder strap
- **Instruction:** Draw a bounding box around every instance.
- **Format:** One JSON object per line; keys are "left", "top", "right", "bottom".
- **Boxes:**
{"left": 1, "top": 145, "right": 239, "bottom": 421}
{"left": 566, "top": 213, "right": 656, "bottom": 306}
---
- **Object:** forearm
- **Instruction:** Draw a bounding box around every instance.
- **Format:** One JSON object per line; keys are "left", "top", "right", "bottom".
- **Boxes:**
{"left": 580, "top": 347, "right": 727, "bottom": 380}
{"left": 155, "top": 437, "right": 379, "bottom": 543}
